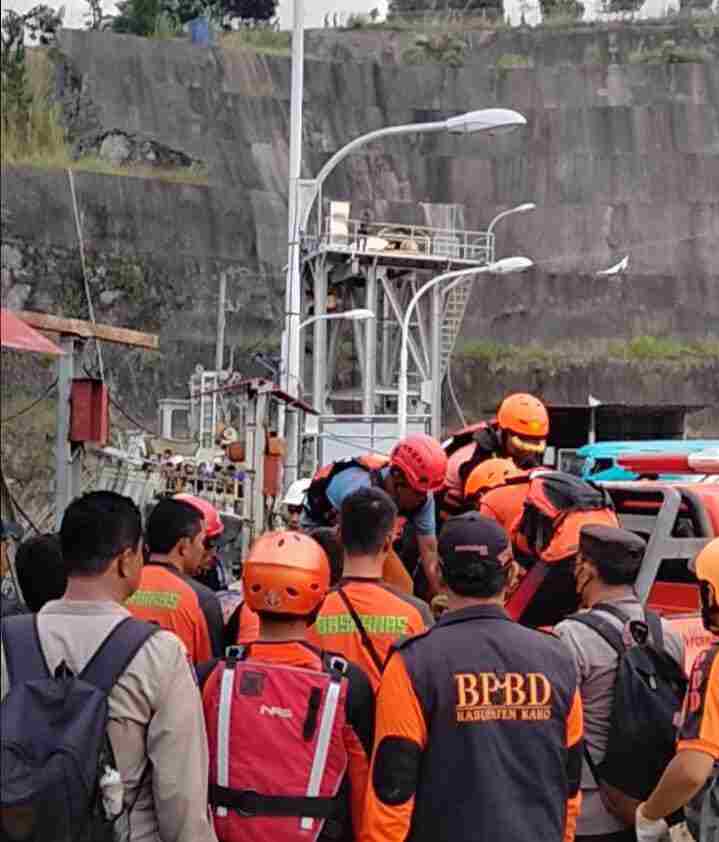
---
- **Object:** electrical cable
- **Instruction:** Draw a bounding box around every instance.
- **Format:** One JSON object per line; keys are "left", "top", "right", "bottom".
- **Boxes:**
{"left": 0, "top": 463, "right": 42, "bottom": 535}
{"left": 446, "top": 359, "right": 467, "bottom": 428}
{"left": 106, "top": 391, "right": 196, "bottom": 444}
{"left": 1, "top": 379, "right": 58, "bottom": 424}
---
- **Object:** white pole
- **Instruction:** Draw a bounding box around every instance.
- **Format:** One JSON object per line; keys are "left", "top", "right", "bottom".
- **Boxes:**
{"left": 397, "top": 259, "right": 533, "bottom": 438}
{"left": 283, "top": 0, "right": 305, "bottom": 486}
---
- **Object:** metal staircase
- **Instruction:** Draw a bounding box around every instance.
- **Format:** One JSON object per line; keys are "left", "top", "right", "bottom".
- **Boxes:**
{"left": 440, "top": 278, "right": 473, "bottom": 379}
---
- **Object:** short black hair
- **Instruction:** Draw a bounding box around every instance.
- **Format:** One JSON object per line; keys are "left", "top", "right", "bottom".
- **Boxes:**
{"left": 61, "top": 492, "right": 142, "bottom": 577}
{"left": 340, "top": 487, "right": 397, "bottom": 558}
{"left": 442, "top": 559, "right": 509, "bottom": 598}
{"left": 15, "top": 533, "right": 66, "bottom": 611}
{"left": 309, "top": 528, "right": 344, "bottom": 586}
{"left": 146, "top": 499, "right": 203, "bottom": 555}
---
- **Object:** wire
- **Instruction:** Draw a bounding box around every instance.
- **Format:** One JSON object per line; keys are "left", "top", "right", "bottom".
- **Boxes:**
{"left": 106, "top": 392, "right": 196, "bottom": 444}
{"left": 446, "top": 359, "right": 467, "bottom": 428}
{"left": 1, "top": 379, "right": 58, "bottom": 424}
{"left": 0, "top": 463, "right": 42, "bottom": 534}
{"left": 68, "top": 168, "right": 105, "bottom": 382}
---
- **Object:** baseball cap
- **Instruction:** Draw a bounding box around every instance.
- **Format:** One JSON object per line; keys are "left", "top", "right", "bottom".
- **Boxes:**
{"left": 438, "top": 512, "right": 513, "bottom": 586}
{"left": 579, "top": 524, "right": 646, "bottom": 574}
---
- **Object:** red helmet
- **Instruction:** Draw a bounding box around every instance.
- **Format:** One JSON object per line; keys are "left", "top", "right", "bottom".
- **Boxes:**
{"left": 243, "top": 531, "right": 329, "bottom": 616}
{"left": 497, "top": 393, "right": 549, "bottom": 439}
{"left": 390, "top": 433, "right": 447, "bottom": 494}
{"left": 174, "top": 493, "right": 224, "bottom": 538}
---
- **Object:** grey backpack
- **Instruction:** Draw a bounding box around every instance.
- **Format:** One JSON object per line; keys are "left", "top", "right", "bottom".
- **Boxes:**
{"left": 1, "top": 614, "right": 157, "bottom": 842}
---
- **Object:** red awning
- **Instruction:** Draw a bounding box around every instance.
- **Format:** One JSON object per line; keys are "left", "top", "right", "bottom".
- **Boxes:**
{"left": 1, "top": 308, "right": 64, "bottom": 356}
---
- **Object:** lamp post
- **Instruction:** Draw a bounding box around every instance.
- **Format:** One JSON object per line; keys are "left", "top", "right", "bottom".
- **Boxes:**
{"left": 486, "top": 202, "right": 536, "bottom": 262}
{"left": 282, "top": 107, "right": 528, "bottom": 485}
{"left": 397, "top": 257, "right": 534, "bottom": 439}
{"left": 298, "top": 308, "right": 375, "bottom": 332}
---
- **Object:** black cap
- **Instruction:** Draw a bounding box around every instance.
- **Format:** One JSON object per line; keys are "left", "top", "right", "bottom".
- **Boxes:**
{"left": 579, "top": 524, "right": 646, "bottom": 583}
{"left": 439, "top": 512, "right": 513, "bottom": 581}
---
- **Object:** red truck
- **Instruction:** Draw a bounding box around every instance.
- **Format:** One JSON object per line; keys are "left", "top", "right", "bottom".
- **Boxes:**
{"left": 506, "top": 453, "right": 718, "bottom": 672}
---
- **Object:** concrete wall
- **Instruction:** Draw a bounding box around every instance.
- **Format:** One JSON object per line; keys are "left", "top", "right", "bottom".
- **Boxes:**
{"left": 2, "top": 23, "right": 717, "bottom": 418}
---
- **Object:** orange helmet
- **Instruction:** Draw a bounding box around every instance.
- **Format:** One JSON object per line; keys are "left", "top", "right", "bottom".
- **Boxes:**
{"left": 174, "top": 493, "right": 224, "bottom": 538}
{"left": 691, "top": 538, "right": 719, "bottom": 631}
{"left": 465, "top": 458, "right": 525, "bottom": 499}
{"left": 243, "top": 531, "right": 330, "bottom": 616}
{"left": 497, "top": 393, "right": 549, "bottom": 440}
{"left": 390, "top": 433, "right": 448, "bottom": 494}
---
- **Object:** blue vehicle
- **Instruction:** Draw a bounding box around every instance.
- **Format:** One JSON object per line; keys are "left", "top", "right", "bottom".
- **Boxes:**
{"left": 562, "top": 440, "right": 719, "bottom": 483}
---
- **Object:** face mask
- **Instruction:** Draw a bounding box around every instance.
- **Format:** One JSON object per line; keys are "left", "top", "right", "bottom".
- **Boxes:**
{"left": 574, "top": 558, "right": 594, "bottom": 608}
{"left": 700, "top": 582, "right": 719, "bottom": 635}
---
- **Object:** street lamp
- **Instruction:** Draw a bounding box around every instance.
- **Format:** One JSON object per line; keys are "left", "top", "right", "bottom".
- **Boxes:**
{"left": 486, "top": 202, "right": 536, "bottom": 262}
{"left": 397, "top": 256, "right": 534, "bottom": 439}
{"left": 282, "top": 107, "right": 528, "bottom": 485}
{"left": 299, "top": 308, "right": 375, "bottom": 332}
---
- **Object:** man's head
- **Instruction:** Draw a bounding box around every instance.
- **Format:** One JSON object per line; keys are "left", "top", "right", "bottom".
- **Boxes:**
{"left": 15, "top": 533, "right": 66, "bottom": 612}
{"left": 574, "top": 524, "right": 646, "bottom": 608}
{"left": 243, "top": 530, "right": 330, "bottom": 624}
{"left": 388, "top": 433, "right": 447, "bottom": 514}
{"left": 146, "top": 498, "right": 207, "bottom": 577}
{"left": 438, "top": 512, "right": 516, "bottom": 600}
{"left": 60, "top": 492, "right": 143, "bottom": 600}
{"left": 282, "top": 478, "right": 311, "bottom": 531}
{"left": 340, "top": 487, "right": 397, "bottom": 562}
{"left": 691, "top": 538, "right": 719, "bottom": 635}
{"left": 309, "top": 527, "right": 344, "bottom": 586}
{"left": 497, "top": 393, "right": 549, "bottom": 469}
{"left": 173, "top": 494, "right": 224, "bottom": 572}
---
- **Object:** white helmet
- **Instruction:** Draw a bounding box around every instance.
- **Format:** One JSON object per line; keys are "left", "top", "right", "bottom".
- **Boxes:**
{"left": 282, "top": 478, "right": 311, "bottom": 508}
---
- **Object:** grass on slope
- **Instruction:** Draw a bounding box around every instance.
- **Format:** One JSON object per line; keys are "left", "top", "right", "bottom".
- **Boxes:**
{"left": 1, "top": 48, "right": 208, "bottom": 184}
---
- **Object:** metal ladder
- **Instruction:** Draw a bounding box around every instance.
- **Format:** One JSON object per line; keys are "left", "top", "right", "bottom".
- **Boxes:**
{"left": 197, "top": 372, "right": 219, "bottom": 448}
{"left": 440, "top": 278, "right": 473, "bottom": 378}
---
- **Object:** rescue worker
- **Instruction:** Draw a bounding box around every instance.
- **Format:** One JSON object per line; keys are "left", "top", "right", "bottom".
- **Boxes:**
{"left": 308, "top": 487, "right": 434, "bottom": 692}
{"left": 302, "top": 433, "right": 448, "bottom": 595}
{"left": 0, "top": 491, "right": 217, "bottom": 842}
{"left": 200, "top": 530, "right": 375, "bottom": 842}
{"left": 636, "top": 538, "right": 719, "bottom": 842}
{"left": 555, "top": 525, "right": 684, "bottom": 842}
{"left": 439, "top": 392, "right": 549, "bottom": 519}
{"left": 361, "top": 512, "right": 583, "bottom": 842}
{"left": 126, "top": 496, "right": 224, "bottom": 663}
{"left": 281, "top": 477, "right": 312, "bottom": 530}
{"left": 225, "top": 527, "right": 344, "bottom": 647}
{"left": 176, "top": 492, "right": 229, "bottom": 592}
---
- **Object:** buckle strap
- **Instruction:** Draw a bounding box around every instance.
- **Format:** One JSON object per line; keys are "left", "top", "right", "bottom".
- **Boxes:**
{"left": 209, "top": 785, "right": 336, "bottom": 819}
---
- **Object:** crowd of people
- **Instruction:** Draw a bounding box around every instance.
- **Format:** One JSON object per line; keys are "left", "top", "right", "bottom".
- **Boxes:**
{"left": 0, "top": 392, "right": 717, "bottom": 842}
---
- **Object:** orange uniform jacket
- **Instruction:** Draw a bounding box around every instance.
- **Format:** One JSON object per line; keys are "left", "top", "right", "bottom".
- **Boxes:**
{"left": 126, "top": 562, "right": 224, "bottom": 664}
{"left": 678, "top": 640, "right": 719, "bottom": 759}
{"left": 198, "top": 640, "right": 375, "bottom": 840}
{"left": 361, "top": 605, "right": 583, "bottom": 842}
{"left": 307, "top": 578, "right": 434, "bottom": 692}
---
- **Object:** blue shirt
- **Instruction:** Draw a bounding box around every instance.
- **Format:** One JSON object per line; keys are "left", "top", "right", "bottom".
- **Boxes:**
{"left": 303, "top": 465, "right": 436, "bottom": 536}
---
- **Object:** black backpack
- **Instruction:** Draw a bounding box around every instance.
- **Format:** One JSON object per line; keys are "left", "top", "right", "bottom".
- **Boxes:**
{"left": 568, "top": 603, "right": 688, "bottom": 801}
{"left": 1, "top": 614, "right": 158, "bottom": 842}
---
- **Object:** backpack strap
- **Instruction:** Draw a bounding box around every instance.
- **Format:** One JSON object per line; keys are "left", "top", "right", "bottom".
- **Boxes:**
{"left": 1, "top": 614, "right": 49, "bottom": 685}
{"left": 594, "top": 601, "right": 665, "bottom": 652}
{"left": 80, "top": 617, "right": 159, "bottom": 694}
{"left": 336, "top": 587, "right": 385, "bottom": 675}
{"left": 565, "top": 612, "right": 625, "bottom": 657}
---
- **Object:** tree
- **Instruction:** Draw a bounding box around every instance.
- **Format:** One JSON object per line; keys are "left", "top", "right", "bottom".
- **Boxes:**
{"left": 84, "top": 0, "right": 105, "bottom": 29}
{"left": 112, "top": 0, "right": 163, "bottom": 34}
{"left": 1, "top": 6, "right": 64, "bottom": 132}
{"left": 224, "top": 0, "right": 277, "bottom": 23}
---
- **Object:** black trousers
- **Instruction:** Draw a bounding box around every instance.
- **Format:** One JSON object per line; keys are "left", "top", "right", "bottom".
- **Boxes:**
{"left": 576, "top": 831, "right": 637, "bottom": 842}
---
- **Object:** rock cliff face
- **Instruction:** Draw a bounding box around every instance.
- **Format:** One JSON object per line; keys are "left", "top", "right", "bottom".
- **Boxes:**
{"left": 1, "top": 22, "right": 717, "bottom": 419}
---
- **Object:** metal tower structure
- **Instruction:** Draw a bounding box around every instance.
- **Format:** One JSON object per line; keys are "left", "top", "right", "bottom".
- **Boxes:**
{"left": 299, "top": 202, "right": 494, "bottom": 469}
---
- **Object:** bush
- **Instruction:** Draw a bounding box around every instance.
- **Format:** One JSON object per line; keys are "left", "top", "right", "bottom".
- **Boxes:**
{"left": 496, "top": 52, "right": 534, "bottom": 70}
{"left": 403, "top": 32, "right": 467, "bottom": 67}
{"left": 628, "top": 39, "right": 709, "bottom": 64}
{"left": 220, "top": 26, "right": 290, "bottom": 55}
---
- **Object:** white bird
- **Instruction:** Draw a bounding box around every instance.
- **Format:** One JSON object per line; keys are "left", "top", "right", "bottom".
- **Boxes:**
{"left": 596, "top": 255, "right": 629, "bottom": 276}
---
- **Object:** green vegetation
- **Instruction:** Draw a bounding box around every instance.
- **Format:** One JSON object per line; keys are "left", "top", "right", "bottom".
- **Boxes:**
{"left": 403, "top": 32, "right": 467, "bottom": 67}
{"left": 496, "top": 52, "right": 534, "bottom": 70}
{"left": 628, "top": 38, "right": 710, "bottom": 64}
{"left": 457, "top": 337, "right": 719, "bottom": 369}
{"left": 220, "top": 27, "right": 290, "bottom": 55}
{"left": 1, "top": 48, "right": 208, "bottom": 183}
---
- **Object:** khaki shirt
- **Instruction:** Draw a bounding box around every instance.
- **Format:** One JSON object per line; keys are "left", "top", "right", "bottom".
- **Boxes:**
{"left": 1, "top": 599, "right": 217, "bottom": 842}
